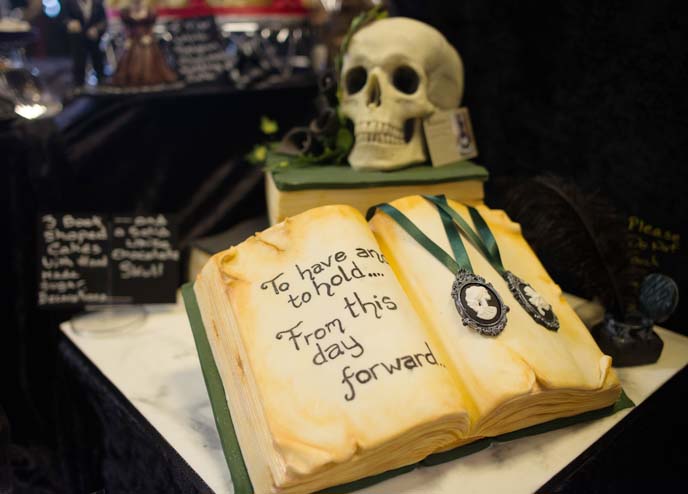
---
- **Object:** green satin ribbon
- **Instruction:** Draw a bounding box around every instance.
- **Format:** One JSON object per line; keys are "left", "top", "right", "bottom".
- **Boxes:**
{"left": 368, "top": 196, "right": 557, "bottom": 331}
{"left": 468, "top": 206, "right": 504, "bottom": 271}
{"left": 422, "top": 195, "right": 507, "bottom": 277}
{"left": 436, "top": 196, "right": 473, "bottom": 273}
{"left": 366, "top": 202, "right": 472, "bottom": 275}
{"left": 366, "top": 196, "right": 508, "bottom": 280}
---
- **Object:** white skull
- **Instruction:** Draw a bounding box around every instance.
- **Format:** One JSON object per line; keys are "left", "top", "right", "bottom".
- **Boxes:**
{"left": 340, "top": 17, "right": 464, "bottom": 171}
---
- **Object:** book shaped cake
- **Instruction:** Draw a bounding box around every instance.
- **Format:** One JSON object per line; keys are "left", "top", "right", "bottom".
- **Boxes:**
{"left": 187, "top": 196, "right": 623, "bottom": 494}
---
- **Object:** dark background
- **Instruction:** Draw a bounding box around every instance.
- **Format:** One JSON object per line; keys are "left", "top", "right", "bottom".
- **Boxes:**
{"left": 2, "top": 0, "right": 687, "bottom": 492}
{"left": 394, "top": 0, "right": 687, "bottom": 329}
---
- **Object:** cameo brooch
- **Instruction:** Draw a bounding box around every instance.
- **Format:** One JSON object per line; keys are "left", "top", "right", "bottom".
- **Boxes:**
{"left": 504, "top": 271, "right": 559, "bottom": 331}
{"left": 452, "top": 270, "right": 509, "bottom": 336}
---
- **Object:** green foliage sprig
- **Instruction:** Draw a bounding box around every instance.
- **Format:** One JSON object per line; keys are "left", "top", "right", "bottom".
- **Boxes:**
{"left": 249, "top": 6, "right": 388, "bottom": 172}
{"left": 264, "top": 124, "right": 354, "bottom": 171}
{"left": 335, "top": 5, "right": 389, "bottom": 77}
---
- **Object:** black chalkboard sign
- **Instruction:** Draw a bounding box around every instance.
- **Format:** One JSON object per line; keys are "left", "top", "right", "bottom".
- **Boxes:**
{"left": 166, "top": 16, "right": 231, "bottom": 84}
{"left": 38, "top": 213, "right": 110, "bottom": 306}
{"left": 110, "top": 215, "right": 180, "bottom": 304}
{"left": 37, "top": 213, "right": 179, "bottom": 307}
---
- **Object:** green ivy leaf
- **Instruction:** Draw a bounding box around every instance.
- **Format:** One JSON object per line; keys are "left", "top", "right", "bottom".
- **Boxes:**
{"left": 335, "top": 6, "right": 388, "bottom": 76}
{"left": 335, "top": 127, "right": 354, "bottom": 153}
{"left": 246, "top": 144, "right": 268, "bottom": 165}
{"left": 260, "top": 8, "right": 388, "bottom": 172}
{"left": 260, "top": 116, "right": 279, "bottom": 135}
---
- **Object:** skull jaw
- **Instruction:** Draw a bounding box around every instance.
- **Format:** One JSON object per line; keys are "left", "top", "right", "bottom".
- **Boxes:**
{"left": 348, "top": 134, "right": 426, "bottom": 171}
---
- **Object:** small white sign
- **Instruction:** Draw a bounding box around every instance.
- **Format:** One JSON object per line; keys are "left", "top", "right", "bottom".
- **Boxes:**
{"left": 423, "top": 107, "right": 479, "bottom": 167}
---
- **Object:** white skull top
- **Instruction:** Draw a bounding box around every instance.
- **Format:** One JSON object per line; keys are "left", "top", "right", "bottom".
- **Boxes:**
{"left": 340, "top": 17, "right": 464, "bottom": 171}
{"left": 465, "top": 285, "right": 497, "bottom": 321}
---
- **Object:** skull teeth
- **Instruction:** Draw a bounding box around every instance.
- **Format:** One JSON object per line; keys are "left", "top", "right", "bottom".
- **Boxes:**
{"left": 356, "top": 133, "right": 405, "bottom": 144}
{"left": 355, "top": 121, "right": 405, "bottom": 144}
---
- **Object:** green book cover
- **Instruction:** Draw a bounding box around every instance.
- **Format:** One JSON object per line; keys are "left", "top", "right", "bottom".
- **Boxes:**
{"left": 182, "top": 282, "right": 633, "bottom": 494}
{"left": 268, "top": 158, "right": 489, "bottom": 192}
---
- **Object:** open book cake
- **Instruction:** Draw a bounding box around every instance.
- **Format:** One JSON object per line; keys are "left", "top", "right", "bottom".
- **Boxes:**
{"left": 186, "top": 195, "right": 623, "bottom": 494}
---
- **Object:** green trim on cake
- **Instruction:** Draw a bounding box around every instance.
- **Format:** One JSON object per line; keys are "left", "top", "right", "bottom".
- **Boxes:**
{"left": 183, "top": 282, "right": 633, "bottom": 494}
{"left": 182, "top": 283, "right": 254, "bottom": 494}
{"left": 268, "top": 159, "right": 489, "bottom": 191}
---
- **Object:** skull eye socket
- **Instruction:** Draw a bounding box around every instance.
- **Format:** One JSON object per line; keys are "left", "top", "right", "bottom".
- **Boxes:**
{"left": 345, "top": 67, "right": 367, "bottom": 95}
{"left": 392, "top": 65, "right": 420, "bottom": 94}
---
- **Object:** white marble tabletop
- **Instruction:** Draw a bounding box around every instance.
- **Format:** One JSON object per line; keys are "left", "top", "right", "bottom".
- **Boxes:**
{"left": 60, "top": 300, "right": 688, "bottom": 494}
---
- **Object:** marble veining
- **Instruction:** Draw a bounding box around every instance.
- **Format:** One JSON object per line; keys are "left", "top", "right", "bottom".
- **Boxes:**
{"left": 61, "top": 301, "right": 688, "bottom": 494}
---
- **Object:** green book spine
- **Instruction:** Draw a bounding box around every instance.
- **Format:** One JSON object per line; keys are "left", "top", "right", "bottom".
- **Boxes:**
{"left": 182, "top": 283, "right": 254, "bottom": 494}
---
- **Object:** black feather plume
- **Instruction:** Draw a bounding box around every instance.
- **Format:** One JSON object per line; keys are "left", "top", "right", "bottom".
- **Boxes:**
{"left": 493, "top": 175, "right": 639, "bottom": 318}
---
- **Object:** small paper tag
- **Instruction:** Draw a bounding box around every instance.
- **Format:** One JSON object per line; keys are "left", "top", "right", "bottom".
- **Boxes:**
{"left": 423, "top": 107, "right": 479, "bottom": 167}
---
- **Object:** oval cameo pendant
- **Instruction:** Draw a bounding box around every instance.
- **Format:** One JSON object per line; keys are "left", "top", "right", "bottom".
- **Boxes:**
{"left": 451, "top": 270, "right": 509, "bottom": 336}
{"left": 504, "top": 271, "right": 559, "bottom": 331}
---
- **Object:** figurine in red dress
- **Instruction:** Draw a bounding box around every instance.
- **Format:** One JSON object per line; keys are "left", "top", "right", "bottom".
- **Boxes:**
{"left": 111, "top": 0, "right": 177, "bottom": 86}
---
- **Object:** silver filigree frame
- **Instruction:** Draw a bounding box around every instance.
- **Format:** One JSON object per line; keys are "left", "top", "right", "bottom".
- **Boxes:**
{"left": 504, "top": 271, "right": 560, "bottom": 331}
{"left": 451, "top": 269, "right": 509, "bottom": 336}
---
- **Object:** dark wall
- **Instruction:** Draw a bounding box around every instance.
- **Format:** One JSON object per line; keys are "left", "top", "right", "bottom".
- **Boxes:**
{"left": 394, "top": 0, "right": 687, "bottom": 330}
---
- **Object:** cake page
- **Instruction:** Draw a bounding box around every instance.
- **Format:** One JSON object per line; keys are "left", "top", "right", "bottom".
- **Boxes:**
{"left": 213, "top": 204, "right": 470, "bottom": 489}
{"left": 369, "top": 196, "right": 620, "bottom": 426}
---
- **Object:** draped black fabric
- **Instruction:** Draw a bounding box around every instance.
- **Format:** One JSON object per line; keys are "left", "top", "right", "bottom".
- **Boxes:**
{"left": 54, "top": 84, "right": 317, "bottom": 242}
{"left": 2, "top": 116, "right": 75, "bottom": 494}
{"left": 2, "top": 83, "right": 317, "bottom": 492}
{"left": 57, "top": 337, "right": 211, "bottom": 494}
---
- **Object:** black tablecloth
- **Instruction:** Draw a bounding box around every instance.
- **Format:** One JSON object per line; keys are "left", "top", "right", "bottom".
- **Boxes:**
{"left": 54, "top": 332, "right": 687, "bottom": 494}
{"left": 56, "top": 336, "right": 210, "bottom": 494}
